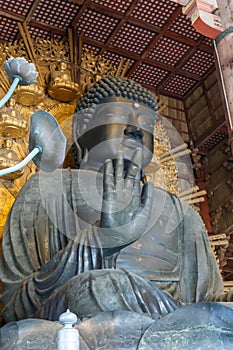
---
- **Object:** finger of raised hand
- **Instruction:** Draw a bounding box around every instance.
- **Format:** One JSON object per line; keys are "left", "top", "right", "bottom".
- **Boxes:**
{"left": 131, "top": 169, "right": 141, "bottom": 207}
{"left": 115, "top": 151, "right": 124, "bottom": 191}
{"left": 139, "top": 181, "right": 154, "bottom": 217}
{"left": 131, "top": 182, "right": 153, "bottom": 233}
{"left": 125, "top": 148, "right": 142, "bottom": 190}
{"left": 103, "top": 159, "right": 115, "bottom": 199}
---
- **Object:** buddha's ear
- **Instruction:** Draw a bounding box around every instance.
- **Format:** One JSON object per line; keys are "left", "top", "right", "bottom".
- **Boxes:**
{"left": 72, "top": 113, "right": 84, "bottom": 164}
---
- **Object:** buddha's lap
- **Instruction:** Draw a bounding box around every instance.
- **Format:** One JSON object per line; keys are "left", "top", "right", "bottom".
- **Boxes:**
{"left": 36, "top": 268, "right": 180, "bottom": 321}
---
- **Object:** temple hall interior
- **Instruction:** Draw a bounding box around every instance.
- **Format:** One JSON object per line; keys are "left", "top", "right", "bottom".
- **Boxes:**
{"left": 0, "top": 0, "right": 233, "bottom": 319}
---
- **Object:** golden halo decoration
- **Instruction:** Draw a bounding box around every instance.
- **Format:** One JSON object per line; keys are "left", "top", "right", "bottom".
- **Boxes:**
{"left": 47, "top": 103, "right": 76, "bottom": 124}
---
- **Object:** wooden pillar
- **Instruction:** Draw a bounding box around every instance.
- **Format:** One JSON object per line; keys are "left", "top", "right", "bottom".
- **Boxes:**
{"left": 198, "top": 174, "right": 213, "bottom": 233}
{"left": 215, "top": 1, "right": 233, "bottom": 153}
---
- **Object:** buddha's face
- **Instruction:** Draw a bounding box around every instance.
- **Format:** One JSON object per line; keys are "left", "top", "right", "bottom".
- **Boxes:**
{"left": 3, "top": 139, "right": 13, "bottom": 148}
{"left": 74, "top": 98, "right": 156, "bottom": 169}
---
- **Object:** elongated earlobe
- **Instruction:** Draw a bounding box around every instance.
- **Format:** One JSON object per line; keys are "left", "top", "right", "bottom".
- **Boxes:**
{"left": 72, "top": 140, "right": 84, "bottom": 168}
{"left": 82, "top": 147, "right": 89, "bottom": 164}
{"left": 72, "top": 115, "right": 84, "bottom": 168}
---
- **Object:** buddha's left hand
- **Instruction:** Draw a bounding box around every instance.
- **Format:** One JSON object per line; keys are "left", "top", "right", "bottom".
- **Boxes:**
{"left": 99, "top": 148, "right": 154, "bottom": 246}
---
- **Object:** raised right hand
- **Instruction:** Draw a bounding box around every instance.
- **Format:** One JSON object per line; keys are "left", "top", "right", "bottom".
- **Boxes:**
{"left": 100, "top": 148, "right": 154, "bottom": 245}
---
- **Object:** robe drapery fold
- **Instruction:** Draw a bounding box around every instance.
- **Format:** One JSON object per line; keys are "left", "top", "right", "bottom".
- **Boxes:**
{"left": 0, "top": 169, "right": 223, "bottom": 322}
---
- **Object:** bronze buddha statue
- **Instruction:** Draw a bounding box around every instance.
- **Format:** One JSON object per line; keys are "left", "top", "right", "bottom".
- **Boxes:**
{"left": 0, "top": 76, "right": 230, "bottom": 349}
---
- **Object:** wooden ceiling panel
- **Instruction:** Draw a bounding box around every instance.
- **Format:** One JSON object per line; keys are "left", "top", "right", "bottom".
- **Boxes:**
{"left": 31, "top": 0, "right": 78, "bottom": 29}
{"left": 83, "top": 42, "right": 101, "bottom": 55}
{"left": 110, "top": 22, "right": 155, "bottom": 54}
{"left": 0, "top": 16, "right": 18, "bottom": 41}
{"left": 130, "top": 0, "right": 178, "bottom": 27}
{"left": 147, "top": 36, "right": 191, "bottom": 67}
{"left": 161, "top": 74, "right": 196, "bottom": 97}
{"left": 168, "top": 12, "right": 201, "bottom": 41}
{"left": 181, "top": 49, "right": 215, "bottom": 77}
{"left": 27, "top": 24, "right": 56, "bottom": 40}
{"left": 77, "top": 8, "right": 119, "bottom": 43}
{"left": 0, "top": 0, "right": 34, "bottom": 17}
{"left": 197, "top": 128, "right": 228, "bottom": 153}
{"left": 103, "top": 50, "right": 134, "bottom": 69}
{"left": 91, "top": 0, "right": 133, "bottom": 14}
{"left": 0, "top": 0, "right": 217, "bottom": 99}
{"left": 129, "top": 63, "right": 169, "bottom": 89}
{"left": 202, "top": 36, "right": 213, "bottom": 47}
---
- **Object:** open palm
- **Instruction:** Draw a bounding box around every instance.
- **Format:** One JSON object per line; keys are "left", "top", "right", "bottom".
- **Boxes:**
{"left": 100, "top": 149, "right": 153, "bottom": 246}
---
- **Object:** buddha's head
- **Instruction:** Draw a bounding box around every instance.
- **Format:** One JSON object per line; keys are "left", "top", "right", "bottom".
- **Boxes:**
{"left": 60, "top": 62, "right": 67, "bottom": 72}
{"left": 73, "top": 76, "right": 158, "bottom": 170}
{"left": 3, "top": 138, "right": 13, "bottom": 149}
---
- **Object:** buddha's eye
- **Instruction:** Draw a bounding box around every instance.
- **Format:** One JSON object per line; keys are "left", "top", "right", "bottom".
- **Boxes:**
{"left": 95, "top": 103, "right": 130, "bottom": 124}
{"left": 137, "top": 115, "right": 154, "bottom": 132}
{"left": 102, "top": 113, "right": 127, "bottom": 124}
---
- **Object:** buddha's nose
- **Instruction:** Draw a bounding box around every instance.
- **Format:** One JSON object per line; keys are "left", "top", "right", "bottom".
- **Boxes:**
{"left": 124, "top": 126, "right": 144, "bottom": 140}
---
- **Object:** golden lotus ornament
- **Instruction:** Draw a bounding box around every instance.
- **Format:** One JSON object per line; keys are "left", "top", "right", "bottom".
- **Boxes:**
{"left": 0, "top": 148, "right": 24, "bottom": 180}
{"left": 48, "top": 79, "right": 81, "bottom": 102}
{"left": 0, "top": 106, "right": 28, "bottom": 138}
{"left": 48, "top": 62, "right": 82, "bottom": 102}
{"left": 14, "top": 84, "right": 45, "bottom": 106}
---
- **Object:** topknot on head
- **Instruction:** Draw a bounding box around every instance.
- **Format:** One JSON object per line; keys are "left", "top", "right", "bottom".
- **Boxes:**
{"left": 76, "top": 76, "right": 158, "bottom": 114}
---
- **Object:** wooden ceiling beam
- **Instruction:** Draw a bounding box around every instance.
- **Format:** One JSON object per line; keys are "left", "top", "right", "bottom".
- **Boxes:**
{"left": 98, "top": 20, "right": 127, "bottom": 55}
{"left": 82, "top": 35, "right": 202, "bottom": 85}
{"left": 14, "top": 0, "right": 41, "bottom": 41}
{"left": 24, "top": 0, "right": 41, "bottom": 23}
{"left": 128, "top": 17, "right": 161, "bottom": 34}
{"left": 143, "top": 58, "right": 201, "bottom": 80}
{"left": 0, "top": 16, "right": 67, "bottom": 38}
{"left": 158, "top": 89, "right": 186, "bottom": 101}
{"left": 86, "top": 2, "right": 123, "bottom": 20}
{"left": 71, "top": 0, "right": 92, "bottom": 27}
{"left": 82, "top": 37, "right": 142, "bottom": 60}
{"left": 70, "top": 0, "right": 133, "bottom": 28}
{"left": 126, "top": 6, "right": 182, "bottom": 77}
{"left": 165, "top": 30, "right": 195, "bottom": 46}
{"left": 27, "top": 20, "right": 66, "bottom": 35}
{"left": 141, "top": 82, "right": 185, "bottom": 100}
{"left": 73, "top": 0, "right": 131, "bottom": 28}
{"left": 0, "top": 10, "right": 24, "bottom": 22}
{"left": 199, "top": 43, "right": 213, "bottom": 53}
{"left": 82, "top": 36, "right": 109, "bottom": 50}
{"left": 175, "top": 69, "right": 201, "bottom": 81}
{"left": 0, "top": 1, "right": 216, "bottom": 102}
{"left": 185, "top": 66, "right": 215, "bottom": 100}
{"left": 194, "top": 120, "right": 227, "bottom": 150}
{"left": 156, "top": 36, "right": 206, "bottom": 92}
{"left": 0, "top": 5, "right": 212, "bottom": 53}
{"left": 99, "top": 0, "right": 143, "bottom": 54}
{"left": 127, "top": 18, "right": 213, "bottom": 54}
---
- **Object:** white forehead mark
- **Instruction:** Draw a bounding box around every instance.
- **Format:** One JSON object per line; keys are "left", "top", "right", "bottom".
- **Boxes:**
{"left": 134, "top": 103, "right": 139, "bottom": 109}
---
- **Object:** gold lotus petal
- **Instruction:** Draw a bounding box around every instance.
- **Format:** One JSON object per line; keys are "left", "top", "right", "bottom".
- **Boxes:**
{"left": 48, "top": 81, "right": 81, "bottom": 102}
{"left": 15, "top": 84, "right": 45, "bottom": 106}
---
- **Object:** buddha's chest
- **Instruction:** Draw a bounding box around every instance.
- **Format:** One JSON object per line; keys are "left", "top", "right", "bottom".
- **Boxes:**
{"left": 74, "top": 178, "right": 183, "bottom": 281}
